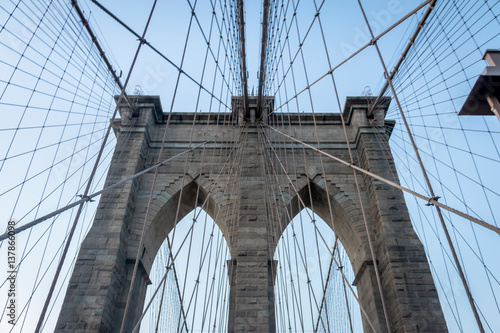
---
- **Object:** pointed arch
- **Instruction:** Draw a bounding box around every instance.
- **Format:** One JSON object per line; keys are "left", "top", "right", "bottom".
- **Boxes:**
{"left": 273, "top": 208, "right": 363, "bottom": 332}
{"left": 276, "top": 179, "right": 372, "bottom": 275}
{"left": 141, "top": 207, "right": 231, "bottom": 332}
{"left": 272, "top": 178, "right": 395, "bottom": 332}
{"left": 140, "top": 178, "right": 228, "bottom": 274}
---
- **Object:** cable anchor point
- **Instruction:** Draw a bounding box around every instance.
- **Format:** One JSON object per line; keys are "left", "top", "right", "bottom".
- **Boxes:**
{"left": 77, "top": 194, "right": 95, "bottom": 202}
{"left": 425, "top": 196, "right": 441, "bottom": 206}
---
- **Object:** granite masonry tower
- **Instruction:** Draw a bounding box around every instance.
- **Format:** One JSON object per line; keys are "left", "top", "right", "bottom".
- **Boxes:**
{"left": 56, "top": 95, "right": 447, "bottom": 332}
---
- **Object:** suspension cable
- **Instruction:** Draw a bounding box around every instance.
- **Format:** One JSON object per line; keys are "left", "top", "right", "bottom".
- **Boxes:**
{"left": 260, "top": 124, "right": 379, "bottom": 331}
{"left": 33, "top": 0, "right": 161, "bottom": 330}
{"left": 0, "top": 126, "right": 237, "bottom": 243}
{"left": 354, "top": 0, "right": 485, "bottom": 331}
{"left": 263, "top": 123, "right": 500, "bottom": 235}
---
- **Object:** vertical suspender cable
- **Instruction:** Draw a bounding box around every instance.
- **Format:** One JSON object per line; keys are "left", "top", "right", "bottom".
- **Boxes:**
{"left": 354, "top": 0, "right": 485, "bottom": 331}
{"left": 264, "top": 123, "right": 500, "bottom": 234}
{"left": 34, "top": 0, "right": 158, "bottom": 331}
{"left": 366, "top": 0, "right": 436, "bottom": 117}
{"left": 257, "top": 0, "right": 270, "bottom": 113}
{"left": 237, "top": 0, "right": 249, "bottom": 114}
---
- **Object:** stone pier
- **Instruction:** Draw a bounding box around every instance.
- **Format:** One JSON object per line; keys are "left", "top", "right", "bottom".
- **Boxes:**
{"left": 56, "top": 95, "right": 447, "bottom": 332}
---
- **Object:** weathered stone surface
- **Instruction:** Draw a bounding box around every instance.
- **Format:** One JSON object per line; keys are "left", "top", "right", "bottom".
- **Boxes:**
{"left": 56, "top": 96, "right": 447, "bottom": 333}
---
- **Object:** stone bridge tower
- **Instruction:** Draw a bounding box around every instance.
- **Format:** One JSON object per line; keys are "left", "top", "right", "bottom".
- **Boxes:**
{"left": 56, "top": 95, "right": 447, "bottom": 332}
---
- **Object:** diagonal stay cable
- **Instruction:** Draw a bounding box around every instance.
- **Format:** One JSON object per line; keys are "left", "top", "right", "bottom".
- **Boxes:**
{"left": 262, "top": 127, "right": 378, "bottom": 332}
{"left": 314, "top": 238, "right": 338, "bottom": 333}
{"left": 89, "top": 0, "right": 231, "bottom": 109}
{"left": 70, "top": 1, "right": 135, "bottom": 113}
{"left": 0, "top": 125, "right": 238, "bottom": 243}
{"left": 354, "top": 0, "right": 486, "bottom": 330}
{"left": 263, "top": 123, "right": 500, "bottom": 235}
{"left": 267, "top": 0, "right": 433, "bottom": 116}
{"left": 260, "top": 123, "right": 380, "bottom": 331}
{"left": 31, "top": 0, "right": 153, "bottom": 330}
{"left": 367, "top": 0, "right": 437, "bottom": 116}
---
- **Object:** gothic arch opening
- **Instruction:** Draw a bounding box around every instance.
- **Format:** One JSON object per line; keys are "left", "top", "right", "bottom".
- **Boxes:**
{"left": 278, "top": 180, "right": 371, "bottom": 274}
{"left": 140, "top": 180, "right": 225, "bottom": 272}
{"left": 120, "top": 178, "right": 233, "bottom": 332}
{"left": 272, "top": 179, "right": 389, "bottom": 332}
{"left": 273, "top": 208, "right": 363, "bottom": 332}
{"left": 140, "top": 208, "right": 231, "bottom": 332}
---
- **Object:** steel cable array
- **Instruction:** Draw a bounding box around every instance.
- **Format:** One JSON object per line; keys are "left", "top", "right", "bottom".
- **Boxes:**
{"left": 0, "top": 0, "right": 499, "bottom": 332}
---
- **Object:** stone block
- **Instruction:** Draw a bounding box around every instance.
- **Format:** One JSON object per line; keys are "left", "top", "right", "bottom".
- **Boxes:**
{"left": 57, "top": 97, "right": 445, "bottom": 333}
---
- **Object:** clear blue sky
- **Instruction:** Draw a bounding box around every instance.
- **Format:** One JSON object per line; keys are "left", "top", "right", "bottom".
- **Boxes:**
{"left": 0, "top": 0, "right": 499, "bottom": 332}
